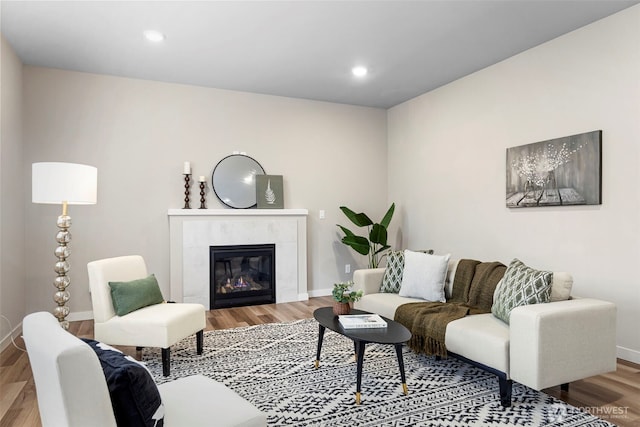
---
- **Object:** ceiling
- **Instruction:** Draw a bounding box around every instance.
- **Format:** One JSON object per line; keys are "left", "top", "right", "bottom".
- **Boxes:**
{"left": 1, "top": 1, "right": 638, "bottom": 109}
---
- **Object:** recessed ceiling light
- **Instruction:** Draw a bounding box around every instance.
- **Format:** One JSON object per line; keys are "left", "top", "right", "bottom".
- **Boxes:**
{"left": 143, "top": 30, "right": 165, "bottom": 42}
{"left": 351, "top": 66, "right": 368, "bottom": 78}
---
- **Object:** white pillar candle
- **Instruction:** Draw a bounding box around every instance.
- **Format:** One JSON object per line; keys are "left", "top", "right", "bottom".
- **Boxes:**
{"left": 183, "top": 161, "right": 191, "bottom": 174}
{"left": 199, "top": 176, "right": 206, "bottom": 182}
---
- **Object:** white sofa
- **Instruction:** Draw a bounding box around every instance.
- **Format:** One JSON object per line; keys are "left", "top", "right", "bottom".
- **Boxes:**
{"left": 353, "top": 260, "right": 617, "bottom": 407}
{"left": 23, "top": 311, "right": 266, "bottom": 427}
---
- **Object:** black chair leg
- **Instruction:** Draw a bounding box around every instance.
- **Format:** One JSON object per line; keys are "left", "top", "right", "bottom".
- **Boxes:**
{"left": 499, "top": 377, "right": 513, "bottom": 407}
{"left": 561, "top": 383, "right": 569, "bottom": 392}
{"left": 162, "top": 348, "right": 170, "bottom": 377}
{"left": 196, "top": 330, "right": 204, "bottom": 355}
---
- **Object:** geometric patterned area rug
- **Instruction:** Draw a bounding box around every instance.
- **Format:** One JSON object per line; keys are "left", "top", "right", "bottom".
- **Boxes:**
{"left": 142, "top": 319, "right": 612, "bottom": 426}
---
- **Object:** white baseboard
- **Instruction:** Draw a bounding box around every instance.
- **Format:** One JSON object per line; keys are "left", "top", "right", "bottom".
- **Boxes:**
{"left": 67, "top": 310, "right": 93, "bottom": 322}
{"left": 0, "top": 320, "right": 23, "bottom": 353}
{"left": 297, "top": 293, "right": 310, "bottom": 301}
{"left": 617, "top": 345, "right": 640, "bottom": 364}
{"left": 308, "top": 288, "right": 332, "bottom": 298}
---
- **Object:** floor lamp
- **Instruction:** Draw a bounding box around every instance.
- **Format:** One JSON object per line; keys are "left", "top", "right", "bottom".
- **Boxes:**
{"left": 32, "top": 162, "right": 97, "bottom": 329}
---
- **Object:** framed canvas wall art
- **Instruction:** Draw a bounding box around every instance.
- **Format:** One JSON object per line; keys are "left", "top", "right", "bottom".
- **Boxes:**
{"left": 506, "top": 130, "right": 602, "bottom": 208}
{"left": 256, "top": 175, "right": 284, "bottom": 209}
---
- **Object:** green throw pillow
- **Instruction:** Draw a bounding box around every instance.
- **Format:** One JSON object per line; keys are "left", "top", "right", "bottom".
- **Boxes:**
{"left": 381, "top": 251, "right": 404, "bottom": 293}
{"left": 491, "top": 259, "right": 552, "bottom": 324}
{"left": 109, "top": 274, "right": 164, "bottom": 316}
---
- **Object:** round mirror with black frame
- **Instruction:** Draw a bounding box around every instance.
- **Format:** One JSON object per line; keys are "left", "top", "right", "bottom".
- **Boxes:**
{"left": 212, "top": 154, "right": 265, "bottom": 209}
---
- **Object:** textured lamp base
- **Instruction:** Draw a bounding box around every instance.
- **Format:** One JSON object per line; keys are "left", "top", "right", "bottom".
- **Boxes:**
{"left": 53, "top": 213, "right": 72, "bottom": 329}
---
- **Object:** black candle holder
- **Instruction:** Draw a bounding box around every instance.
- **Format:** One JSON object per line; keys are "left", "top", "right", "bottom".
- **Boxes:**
{"left": 183, "top": 174, "right": 191, "bottom": 209}
{"left": 199, "top": 181, "right": 206, "bottom": 209}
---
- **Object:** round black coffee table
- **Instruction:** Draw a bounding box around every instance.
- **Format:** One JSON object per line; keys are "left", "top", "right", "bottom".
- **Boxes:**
{"left": 313, "top": 307, "right": 412, "bottom": 405}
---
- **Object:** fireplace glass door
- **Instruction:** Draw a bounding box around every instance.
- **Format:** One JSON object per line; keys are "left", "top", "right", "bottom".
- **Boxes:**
{"left": 210, "top": 244, "right": 275, "bottom": 309}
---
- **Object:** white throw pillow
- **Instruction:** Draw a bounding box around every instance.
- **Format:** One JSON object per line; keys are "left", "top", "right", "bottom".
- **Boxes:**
{"left": 550, "top": 272, "right": 573, "bottom": 301}
{"left": 398, "top": 250, "right": 450, "bottom": 302}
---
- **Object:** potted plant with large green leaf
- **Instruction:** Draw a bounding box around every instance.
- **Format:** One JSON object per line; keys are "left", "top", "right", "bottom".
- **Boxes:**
{"left": 337, "top": 203, "right": 395, "bottom": 268}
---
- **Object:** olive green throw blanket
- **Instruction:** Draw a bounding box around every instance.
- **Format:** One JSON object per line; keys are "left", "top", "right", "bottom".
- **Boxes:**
{"left": 394, "top": 259, "right": 506, "bottom": 357}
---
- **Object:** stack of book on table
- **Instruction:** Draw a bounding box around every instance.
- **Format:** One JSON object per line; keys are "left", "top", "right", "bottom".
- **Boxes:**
{"left": 338, "top": 314, "right": 387, "bottom": 329}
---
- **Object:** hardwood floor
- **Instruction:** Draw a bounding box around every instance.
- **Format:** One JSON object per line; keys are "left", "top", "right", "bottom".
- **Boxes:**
{"left": 1, "top": 296, "right": 638, "bottom": 426}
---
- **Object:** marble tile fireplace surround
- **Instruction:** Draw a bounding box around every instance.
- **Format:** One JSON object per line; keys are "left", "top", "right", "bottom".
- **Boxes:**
{"left": 168, "top": 209, "right": 308, "bottom": 308}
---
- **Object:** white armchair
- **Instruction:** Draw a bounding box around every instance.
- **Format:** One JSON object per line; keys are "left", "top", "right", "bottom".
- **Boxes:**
{"left": 87, "top": 255, "right": 206, "bottom": 376}
{"left": 23, "top": 312, "right": 267, "bottom": 427}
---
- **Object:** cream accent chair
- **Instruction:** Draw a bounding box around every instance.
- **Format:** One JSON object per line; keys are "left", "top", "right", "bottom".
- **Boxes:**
{"left": 23, "top": 312, "right": 267, "bottom": 427}
{"left": 88, "top": 255, "right": 205, "bottom": 376}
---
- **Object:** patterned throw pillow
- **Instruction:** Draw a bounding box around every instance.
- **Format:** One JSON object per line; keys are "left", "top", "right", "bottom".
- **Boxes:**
{"left": 380, "top": 251, "right": 404, "bottom": 293}
{"left": 491, "top": 258, "right": 552, "bottom": 324}
{"left": 82, "top": 339, "right": 164, "bottom": 427}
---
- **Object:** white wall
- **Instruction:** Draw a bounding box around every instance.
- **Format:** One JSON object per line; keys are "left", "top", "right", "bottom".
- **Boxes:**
{"left": 0, "top": 34, "right": 25, "bottom": 350}
{"left": 22, "top": 68, "right": 388, "bottom": 317}
{"left": 388, "top": 6, "right": 640, "bottom": 362}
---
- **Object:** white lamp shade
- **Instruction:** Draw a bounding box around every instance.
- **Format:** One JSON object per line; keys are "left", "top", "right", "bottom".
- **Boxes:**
{"left": 32, "top": 162, "right": 97, "bottom": 205}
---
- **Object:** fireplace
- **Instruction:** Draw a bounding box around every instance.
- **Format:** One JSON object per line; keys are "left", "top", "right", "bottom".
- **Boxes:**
{"left": 210, "top": 244, "right": 276, "bottom": 309}
{"left": 169, "top": 209, "right": 308, "bottom": 306}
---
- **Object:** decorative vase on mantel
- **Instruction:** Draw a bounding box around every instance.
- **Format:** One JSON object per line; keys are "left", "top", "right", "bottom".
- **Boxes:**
{"left": 333, "top": 301, "right": 351, "bottom": 316}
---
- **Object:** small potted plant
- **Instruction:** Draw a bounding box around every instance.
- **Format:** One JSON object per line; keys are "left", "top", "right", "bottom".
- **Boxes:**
{"left": 332, "top": 281, "right": 363, "bottom": 315}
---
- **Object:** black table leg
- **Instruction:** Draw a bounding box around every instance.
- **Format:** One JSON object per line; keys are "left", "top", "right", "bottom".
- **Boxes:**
{"left": 394, "top": 344, "right": 408, "bottom": 395}
{"left": 355, "top": 341, "right": 366, "bottom": 404}
{"left": 196, "top": 330, "right": 204, "bottom": 355}
{"left": 315, "top": 325, "right": 326, "bottom": 368}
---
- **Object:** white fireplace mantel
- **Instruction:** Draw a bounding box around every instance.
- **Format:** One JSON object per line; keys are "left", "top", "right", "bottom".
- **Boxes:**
{"left": 167, "top": 208, "right": 309, "bottom": 217}
{"left": 168, "top": 209, "right": 308, "bottom": 307}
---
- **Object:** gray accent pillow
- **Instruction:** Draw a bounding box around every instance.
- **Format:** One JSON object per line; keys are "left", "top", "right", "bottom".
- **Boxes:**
{"left": 492, "top": 258, "right": 552, "bottom": 324}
